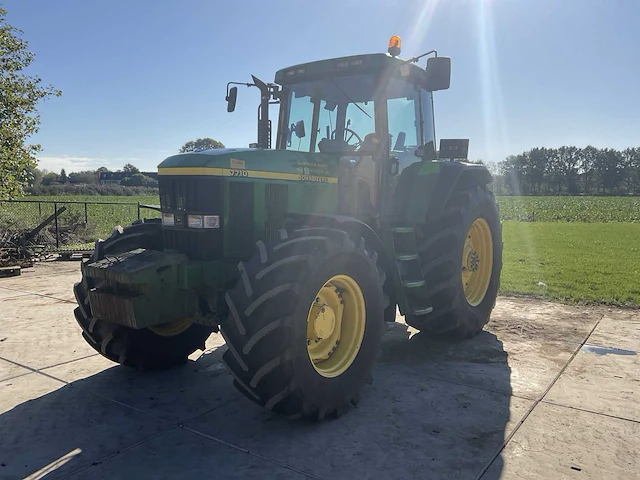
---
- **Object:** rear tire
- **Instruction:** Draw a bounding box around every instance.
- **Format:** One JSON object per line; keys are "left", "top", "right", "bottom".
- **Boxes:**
{"left": 405, "top": 186, "right": 502, "bottom": 338}
{"left": 73, "top": 219, "right": 213, "bottom": 370}
{"left": 220, "top": 227, "right": 385, "bottom": 419}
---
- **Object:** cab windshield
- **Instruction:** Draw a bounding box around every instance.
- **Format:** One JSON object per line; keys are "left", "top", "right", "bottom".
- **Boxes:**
{"left": 281, "top": 74, "right": 378, "bottom": 153}
{"left": 280, "top": 73, "right": 432, "bottom": 160}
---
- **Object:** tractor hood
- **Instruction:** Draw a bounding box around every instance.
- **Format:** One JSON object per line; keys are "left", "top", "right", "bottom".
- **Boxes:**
{"left": 157, "top": 148, "right": 340, "bottom": 182}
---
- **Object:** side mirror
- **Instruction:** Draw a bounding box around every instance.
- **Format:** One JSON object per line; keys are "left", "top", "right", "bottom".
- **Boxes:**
{"left": 425, "top": 57, "right": 451, "bottom": 92}
{"left": 294, "top": 120, "right": 306, "bottom": 139}
{"left": 226, "top": 86, "right": 238, "bottom": 112}
{"left": 415, "top": 140, "right": 437, "bottom": 160}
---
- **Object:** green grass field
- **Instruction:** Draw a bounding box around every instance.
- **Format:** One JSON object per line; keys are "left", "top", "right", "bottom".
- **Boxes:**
{"left": 2, "top": 194, "right": 638, "bottom": 306}
{"left": 0, "top": 195, "right": 161, "bottom": 242}
{"left": 6, "top": 195, "right": 636, "bottom": 223}
{"left": 501, "top": 221, "right": 640, "bottom": 306}
{"left": 496, "top": 196, "right": 640, "bottom": 222}
{"left": 494, "top": 196, "right": 639, "bottom": 305}
{"left": 20, "top": 195, "right": 161, "bottom": 204}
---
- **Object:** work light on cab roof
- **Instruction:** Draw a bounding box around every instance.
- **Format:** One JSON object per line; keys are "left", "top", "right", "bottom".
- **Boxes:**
{"left": 388, "top": 35, "right": 402, "bottom": 57}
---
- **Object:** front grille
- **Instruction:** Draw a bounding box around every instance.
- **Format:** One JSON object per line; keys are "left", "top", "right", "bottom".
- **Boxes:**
{"left": 159, "top": 176, "right": 223, "bottom": 260}
{"left": 265, "top": 184, "right": 288, "bottom": 242}
{"left": 159, "top": 176, "right": 220, "bottom": 211}
{"left": 159, "top": 176, "right": 290, "bottom": 260}
{"left": 228, "top": 182, "right": 255, "bottom": 256}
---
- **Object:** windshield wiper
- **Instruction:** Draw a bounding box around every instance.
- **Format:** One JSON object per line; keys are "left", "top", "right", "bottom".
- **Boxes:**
{"left": 329, "top": 79, "right": 371, "bottom": 119}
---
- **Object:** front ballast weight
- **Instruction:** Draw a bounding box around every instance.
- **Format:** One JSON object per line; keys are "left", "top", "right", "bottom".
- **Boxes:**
{"left": 83, "top": 248, "right": 218, "bottom": 330}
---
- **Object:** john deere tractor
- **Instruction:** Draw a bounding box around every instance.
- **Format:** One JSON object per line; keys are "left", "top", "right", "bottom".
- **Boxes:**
{"left": 73, "top": 37, "right": 502, "bottom": 420}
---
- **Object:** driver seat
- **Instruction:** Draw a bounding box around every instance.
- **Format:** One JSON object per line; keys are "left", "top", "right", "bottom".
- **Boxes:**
{"left": 353, "top": 156, "right": 378, "bottom": 211}
{"left": 354, "top": 133, "right": 381, "bottom": 210}
{"left": 337, "top": 133, "right": 380, "bottom": 218}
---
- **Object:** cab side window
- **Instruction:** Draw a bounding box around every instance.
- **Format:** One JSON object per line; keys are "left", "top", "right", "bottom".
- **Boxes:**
{"left": 387, "top": 79, "right": 420, "bottom": 172}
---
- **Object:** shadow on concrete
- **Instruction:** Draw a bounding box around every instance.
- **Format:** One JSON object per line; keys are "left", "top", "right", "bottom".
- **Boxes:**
{"left": 377, "top": 327, "right": 512, "bottom": 480}
{"left": 0, "top": 325, "right": 512, "bottom": 480}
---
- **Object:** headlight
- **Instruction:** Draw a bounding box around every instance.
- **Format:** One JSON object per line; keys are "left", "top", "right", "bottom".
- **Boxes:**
{"left": 185, "top": 214, "right": 220, "bottom": 228}
{"left": 203, "top": 215, "right": 220, "bottom": 229}
{"left": 162, "top": 213, "right": 175, "bottom": 227}
{"left": 187, "top": 215, "right": 203, "bottom": 229}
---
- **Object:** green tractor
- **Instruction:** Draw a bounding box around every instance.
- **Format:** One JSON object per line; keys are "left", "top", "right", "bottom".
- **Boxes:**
{"left": 73, "top": 37, "right": 502, "bottom": 420}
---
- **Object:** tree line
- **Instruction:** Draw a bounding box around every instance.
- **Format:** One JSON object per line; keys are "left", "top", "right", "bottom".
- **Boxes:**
{"left": 21, "top": 137, "right": 226, "bottom": 196}
{"left": 25, "top": 163, "right": 159, "bottom": 196}
{"left": 32, "top": 163, "right": 149, "bottom": 185}
{"left": 23, "top": 139, "right": 225, "bottom": 196}
{"left": 489, "top": 146, "right": 640, "bottom": 196}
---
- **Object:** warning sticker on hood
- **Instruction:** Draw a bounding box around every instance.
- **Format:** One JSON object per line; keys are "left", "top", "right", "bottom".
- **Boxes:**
{"left": 230, "top": 158, "right": 246, "bottom": 169}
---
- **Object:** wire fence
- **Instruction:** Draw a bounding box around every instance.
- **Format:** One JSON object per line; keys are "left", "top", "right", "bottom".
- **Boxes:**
{"left": 0, "top": 199, "right": 161, "bottom": 252}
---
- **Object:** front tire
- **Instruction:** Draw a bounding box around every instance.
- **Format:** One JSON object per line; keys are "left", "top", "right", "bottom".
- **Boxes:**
{"left": 405, "top": 185, "right": 503, "bottom": 338}
{"left": 220, "top": 227, "right": 385, "bottom": 419}
{"left": 73, "top": 219, "right": 213, "bottom": 370}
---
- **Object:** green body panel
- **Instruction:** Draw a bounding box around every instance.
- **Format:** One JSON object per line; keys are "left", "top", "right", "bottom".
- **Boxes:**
{"left": 158, "top": 148, "right": 340, "bottom": 179}
{"left": 406, "top": 161, "right": 442, "bottom": 224}
{"left": 220, "top": 175, "right": 340, "bottom": 258}
{"left": 159, "top": 148, "right": 341, "bottom": 259}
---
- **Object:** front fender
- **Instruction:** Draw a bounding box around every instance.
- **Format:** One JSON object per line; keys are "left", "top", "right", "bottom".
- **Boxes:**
{"left": 405, "top": 161, "right": 493, "bottom": 225}
{"left": 283, "top": 212, "right": 399, "bottom": 316}
{"left": 283, "top": 213, "right": 386, "bottom": 260}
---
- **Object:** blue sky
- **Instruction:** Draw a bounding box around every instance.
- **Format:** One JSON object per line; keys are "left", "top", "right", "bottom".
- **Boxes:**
{"left": 4, "top": 0, "right": 640, "bottom": 172}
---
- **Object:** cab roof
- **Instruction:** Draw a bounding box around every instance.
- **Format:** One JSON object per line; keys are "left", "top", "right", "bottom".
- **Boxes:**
{"left": 274, "top": 53, "right": 427, "bottom": 87}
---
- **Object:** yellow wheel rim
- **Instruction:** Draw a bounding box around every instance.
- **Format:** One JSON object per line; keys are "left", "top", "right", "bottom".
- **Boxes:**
{"left": 462, "top": 218, "right": 494, "bottom": 306}
{"left": 148, "top": 318, "right": 193, "bottom": 337}
{"left": 306, "top": 274, "right": 366, "bottom": 378}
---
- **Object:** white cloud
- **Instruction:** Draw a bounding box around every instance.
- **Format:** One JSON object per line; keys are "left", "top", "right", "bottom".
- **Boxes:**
{"left": 36, "top": 155, "right": 109, "bottom": 173}
{"left": 35, "top": 155, "right": 146, "bottom": 173}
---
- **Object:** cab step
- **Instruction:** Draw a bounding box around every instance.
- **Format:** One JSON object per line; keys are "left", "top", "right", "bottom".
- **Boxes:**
{"left": 386, "top": 226, "right": 433, "bottom": 317}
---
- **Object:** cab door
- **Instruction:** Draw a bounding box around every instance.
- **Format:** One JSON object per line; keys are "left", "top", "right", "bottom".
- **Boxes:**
{"left": 383, "top": 78, "right": 435, "bottom": 223}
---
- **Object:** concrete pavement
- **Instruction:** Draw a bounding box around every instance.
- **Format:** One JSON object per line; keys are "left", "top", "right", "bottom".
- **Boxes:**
{"left": 0, "top": 261, "right": 638, "bottom": 479}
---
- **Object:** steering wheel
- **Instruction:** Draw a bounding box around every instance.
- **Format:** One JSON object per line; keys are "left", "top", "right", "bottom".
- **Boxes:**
{"left": 331, "top": 128, "right": 363, "bottom": 147}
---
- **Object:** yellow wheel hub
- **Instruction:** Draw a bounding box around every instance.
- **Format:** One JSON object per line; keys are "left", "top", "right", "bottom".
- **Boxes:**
{"left": 148, "top": 318, "right": 193, "bottom": 337}
{"left": 462, "top": 218, "right": 494, "bottom": 306}
{"left": 306, "top": 274, "right": 366, "bottom": 378}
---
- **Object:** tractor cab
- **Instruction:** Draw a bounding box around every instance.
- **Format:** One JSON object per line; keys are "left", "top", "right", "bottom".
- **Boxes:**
{"left": 227, "top": 37, "right": 452, "bottom": 221}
